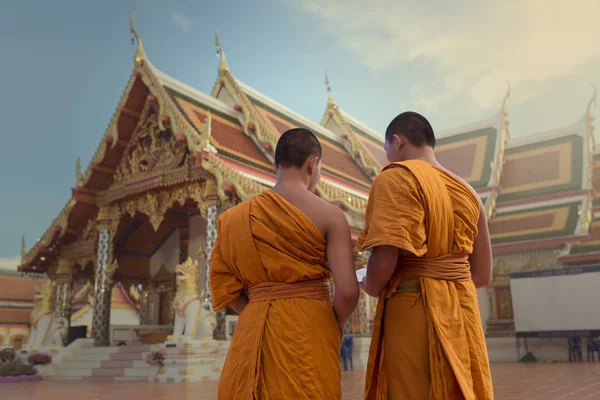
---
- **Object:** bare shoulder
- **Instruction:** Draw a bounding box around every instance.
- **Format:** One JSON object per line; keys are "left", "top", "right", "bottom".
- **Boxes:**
{"left": 304, "top": 191, "right": 348, "bottom": 228}
{"left": 306, "top": 190, "right": 343, "bottom": 216}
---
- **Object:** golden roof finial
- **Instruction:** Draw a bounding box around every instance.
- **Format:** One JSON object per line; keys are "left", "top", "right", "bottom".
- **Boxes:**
{"left": 502, "top": 81, "right": 511, "bottom": 111}
{"left": 75, "top": 157, "right": 82, "bottom": 183}
{"left": 215, "top": 26, "right": 229, "bottom": 72}
{"left": 130, "top": 9, "right": 146, "bottom": 66}
{"left": 21, "top": 236, "right": 26, "bottom": 261}
{"left": 587, "top": 82, "right": 596, "bottom": 114}
{"left": 325, "top": 72, "right": 335, "bottom": 106}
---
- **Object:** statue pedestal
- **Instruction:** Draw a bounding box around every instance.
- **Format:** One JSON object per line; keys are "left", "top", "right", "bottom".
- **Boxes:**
{"left": 151, "top": 338, "right": 229, "bottom": 383}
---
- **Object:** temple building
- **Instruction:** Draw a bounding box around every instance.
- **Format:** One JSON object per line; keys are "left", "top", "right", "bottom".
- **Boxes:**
{"left": 0, "top": 269, "right": 36, "bottom": 350}
{"left": 16, "top": 13, "right": 597, "bottom": 367}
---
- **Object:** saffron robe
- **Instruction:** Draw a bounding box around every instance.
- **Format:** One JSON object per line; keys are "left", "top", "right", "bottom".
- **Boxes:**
{"left": 210, "top": 190, "right": 341, "bottom": 400}
{"left": 356, "top": 160, "right": 494, "bottom": 400}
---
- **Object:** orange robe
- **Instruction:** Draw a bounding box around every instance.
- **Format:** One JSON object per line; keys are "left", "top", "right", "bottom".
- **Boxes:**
{"left": 210, "top": 190, "right": 341, "bottom": 400}
{"left": 356, "top": 160, "right": 493, "bottom": 400}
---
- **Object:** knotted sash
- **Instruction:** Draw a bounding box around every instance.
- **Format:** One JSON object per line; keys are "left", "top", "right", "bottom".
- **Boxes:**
{"left": 247, "top": 279, "right": 331, "bottom": 303}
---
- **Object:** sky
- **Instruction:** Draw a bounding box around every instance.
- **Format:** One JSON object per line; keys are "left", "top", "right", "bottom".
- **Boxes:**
{"left": 1, "top": 0, "right": 599, "bottom": 267}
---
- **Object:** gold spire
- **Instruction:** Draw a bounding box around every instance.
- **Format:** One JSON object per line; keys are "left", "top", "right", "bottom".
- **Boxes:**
{"left": 325, "top": 72, "right": 335, "bottom": 105}
{"left": 21, "top": 236, "right": 26, "bottom": 261}
{"left": 587, "top": 82, "right": 596, "bottom": 117}
{"left": 502, "top": 81, "right": 511, "bottom": 112}
{"left": 215, "top": 26, "right": 229, "bottom": 72}
{"left": 75, "top": 157, "right": 82, "bottom": 183}
{"left": 129, "top": 9, "right": 146, "bottom": 66}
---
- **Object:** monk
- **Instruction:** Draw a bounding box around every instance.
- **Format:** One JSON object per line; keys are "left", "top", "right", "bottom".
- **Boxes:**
{"left": 357, "top": 112, "right": 494, "bottom": 399}
{"left": 210, "top": 128, "right": 359, "bottom": 399}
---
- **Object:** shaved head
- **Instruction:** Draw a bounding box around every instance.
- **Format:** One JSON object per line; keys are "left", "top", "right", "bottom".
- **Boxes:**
{"left": 275, "top": 128, "right": 322, "bottom": 169}
{"left": 385, "top": 112, "right": 436, "bottom": 149}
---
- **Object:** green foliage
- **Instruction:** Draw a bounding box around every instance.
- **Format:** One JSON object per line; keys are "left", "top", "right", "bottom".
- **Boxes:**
{"left": 0, "top": 361, "right": 37, "bottom": 377}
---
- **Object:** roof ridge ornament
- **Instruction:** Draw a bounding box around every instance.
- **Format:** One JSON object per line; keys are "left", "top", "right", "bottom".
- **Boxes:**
{"left": 130, "top": 9, "right": 146, "bottom": 66}
{"left": 587, "top": 82, "right": 596, "bottom": 113}
{"left": 75, "top": 157, "right": 83, "bottom": 184}
{"left": 325, "top": 72, "right": 336, "bottom": 106}
{"left": 215, "top": 26, "right": 229, "bottom": 72}
{"left": 502, "top": 81, "right": 511, "bottom": 112}
{"left": 21, "top": 236, "right": 26, "bottom": 262}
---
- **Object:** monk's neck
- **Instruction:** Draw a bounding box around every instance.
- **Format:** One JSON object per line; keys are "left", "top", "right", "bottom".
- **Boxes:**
{"left": 272, "top": 178, "right": 310, "bottom": 193}
{"left": 402, "top": 148, "right": 441, "bottom": 168}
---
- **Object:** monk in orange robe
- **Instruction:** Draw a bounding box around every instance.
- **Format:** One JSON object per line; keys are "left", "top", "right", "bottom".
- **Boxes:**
{"left": 357, "top": 112, "right": 494, "bottom": 399}
{"left": 210, "top": 128, "right": 359, "bottom": 399}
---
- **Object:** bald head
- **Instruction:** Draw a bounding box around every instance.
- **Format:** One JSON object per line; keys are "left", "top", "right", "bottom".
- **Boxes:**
{"left": 385, "top": 112, "right": 436, "bottom": 149}
{"left": 275, "top": 128, "right": 322, "bottom": 169}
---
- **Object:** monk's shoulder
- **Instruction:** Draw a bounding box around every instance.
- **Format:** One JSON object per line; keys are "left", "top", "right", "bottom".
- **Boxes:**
{"left": 218, "top": 199, "right": 251, "bottom": 225}
{"left": 306, "top": 190, "right": 339, "bottom": 212}
{"left": 304, "top": 191, "right": 346, "bottom": 222}
{"left": 374, "top": 164, "right": 418, "bottom": 189}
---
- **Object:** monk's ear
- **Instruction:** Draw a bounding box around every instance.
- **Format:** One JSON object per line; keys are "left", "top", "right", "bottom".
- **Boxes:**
{"left": 306, "top": 156, "right": 317, "bottom": 174}
{"left": 272, "top": 162, "right": 278, "bottom": 173}
{"left": 393, "top": 134, "right": 403, "bottom": 150}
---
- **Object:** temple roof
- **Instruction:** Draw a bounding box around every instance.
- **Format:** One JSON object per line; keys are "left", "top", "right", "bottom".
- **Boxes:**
{"left": 489, "top": 100, "right": 595, "bottom": 252}
{"left": 15, "top": 16, "right": 599, "bottom": 273}
{"left": 0, "top": 274, "right": 36, "bottom": 301}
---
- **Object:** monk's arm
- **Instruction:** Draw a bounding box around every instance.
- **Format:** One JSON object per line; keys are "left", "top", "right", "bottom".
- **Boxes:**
{"left": 209, "top": 229, "right": 247, "bottom": 313}
{"left": 326, "top": 207, "right": 359, "bottom": 335}
{"left": 468, "top": 203, "right": 493, "bottom": 288}
{"left": 362, "top": 245, "right": 399, "bottom": 297}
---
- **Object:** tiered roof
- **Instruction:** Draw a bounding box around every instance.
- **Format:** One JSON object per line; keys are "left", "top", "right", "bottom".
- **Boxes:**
{"left": 0, "top": 270, "right": 36, "bottom": 325}
{"left": 491, "top": 94, "right": 595, "bottom": 253}
{"left": 17, "top": 15, "right": 597, "bottom": 274}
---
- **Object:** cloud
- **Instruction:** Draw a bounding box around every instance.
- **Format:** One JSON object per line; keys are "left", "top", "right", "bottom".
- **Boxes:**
{"left": 0, "top": 256, "right": 20, "bottom": 271}
{"left": 171, "top": 12, "right": 194, "bottom": 32}
{"left": 282, "top": 0, "right": 600, "bottom": 111}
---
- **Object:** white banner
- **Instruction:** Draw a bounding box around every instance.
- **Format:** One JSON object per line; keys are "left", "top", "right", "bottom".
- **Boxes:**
{"left": 511, "top": 268, "right": 600, "bottom": 332}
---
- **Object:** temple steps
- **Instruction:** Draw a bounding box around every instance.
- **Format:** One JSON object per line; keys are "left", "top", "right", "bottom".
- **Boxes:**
{"left": 53, "top": 344, "right": 151, "bottom": 381}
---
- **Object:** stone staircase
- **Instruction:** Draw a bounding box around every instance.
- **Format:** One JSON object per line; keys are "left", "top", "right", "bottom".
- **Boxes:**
{"left": 53, "top": 344, "right": 151, "bottom": 381}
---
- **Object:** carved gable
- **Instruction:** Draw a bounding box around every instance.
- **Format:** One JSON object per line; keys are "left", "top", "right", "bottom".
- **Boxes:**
{"left": 112, "top": 107, "right": 190, "bottom": 188}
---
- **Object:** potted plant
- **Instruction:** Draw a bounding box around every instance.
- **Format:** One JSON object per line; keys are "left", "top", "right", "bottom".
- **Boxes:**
{"left": 145, "top": 351, "right": 166, "bottom": 382}
{"left": 0, "top": 361, "right": 41, "bottom": 383}
{"left": 28, "top": 353, "right": 52, "bottom": 366}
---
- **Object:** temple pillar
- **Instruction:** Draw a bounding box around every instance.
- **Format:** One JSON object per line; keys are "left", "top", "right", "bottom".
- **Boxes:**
{"left": 203, "top": 202, "right": 226, "bottom": 339}
{"left": 204, "top": 204, "right": 218, "bottom": 302}
{"left": 55, "top": 258, "right": 74, "bottom": 346}
{"left": 138, "top": 284, "right": 152, "bottom": 325}
{"left": 91, "top": 222, "right": 112, "bottom": 346}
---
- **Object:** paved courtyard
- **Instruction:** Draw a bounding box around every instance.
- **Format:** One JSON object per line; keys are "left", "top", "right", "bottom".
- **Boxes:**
{"left": 4, "top": 363, "right": 600, "bottom": 399}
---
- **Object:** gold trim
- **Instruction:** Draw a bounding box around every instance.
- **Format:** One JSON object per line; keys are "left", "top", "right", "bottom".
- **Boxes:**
{"left": 323, "top": 100, "right": 381, "bottom": 177}
{"left": 176, "top": 97, "right": 273, "bottom": 169}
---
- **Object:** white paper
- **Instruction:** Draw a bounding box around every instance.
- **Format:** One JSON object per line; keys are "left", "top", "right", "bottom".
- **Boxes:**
{"left": 356, "top": 268, "right": 367, "bottom": 282}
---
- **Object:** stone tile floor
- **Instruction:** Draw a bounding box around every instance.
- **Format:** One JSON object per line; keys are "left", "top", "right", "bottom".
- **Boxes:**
{"left": 4, "top": 363, "right": 600, "bottom": 399}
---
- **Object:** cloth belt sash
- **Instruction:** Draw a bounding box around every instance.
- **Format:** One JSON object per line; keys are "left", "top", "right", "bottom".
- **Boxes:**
{"left": 247, "top": 279, "right": 331, "bottom": 303}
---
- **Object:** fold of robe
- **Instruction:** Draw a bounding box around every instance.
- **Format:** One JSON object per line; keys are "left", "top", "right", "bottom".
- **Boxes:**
{"left": 210, "top": 190, "right": 341, "bottom": 400}
{"left": 356, "top": 160, "right": 493, "bottom": 400}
